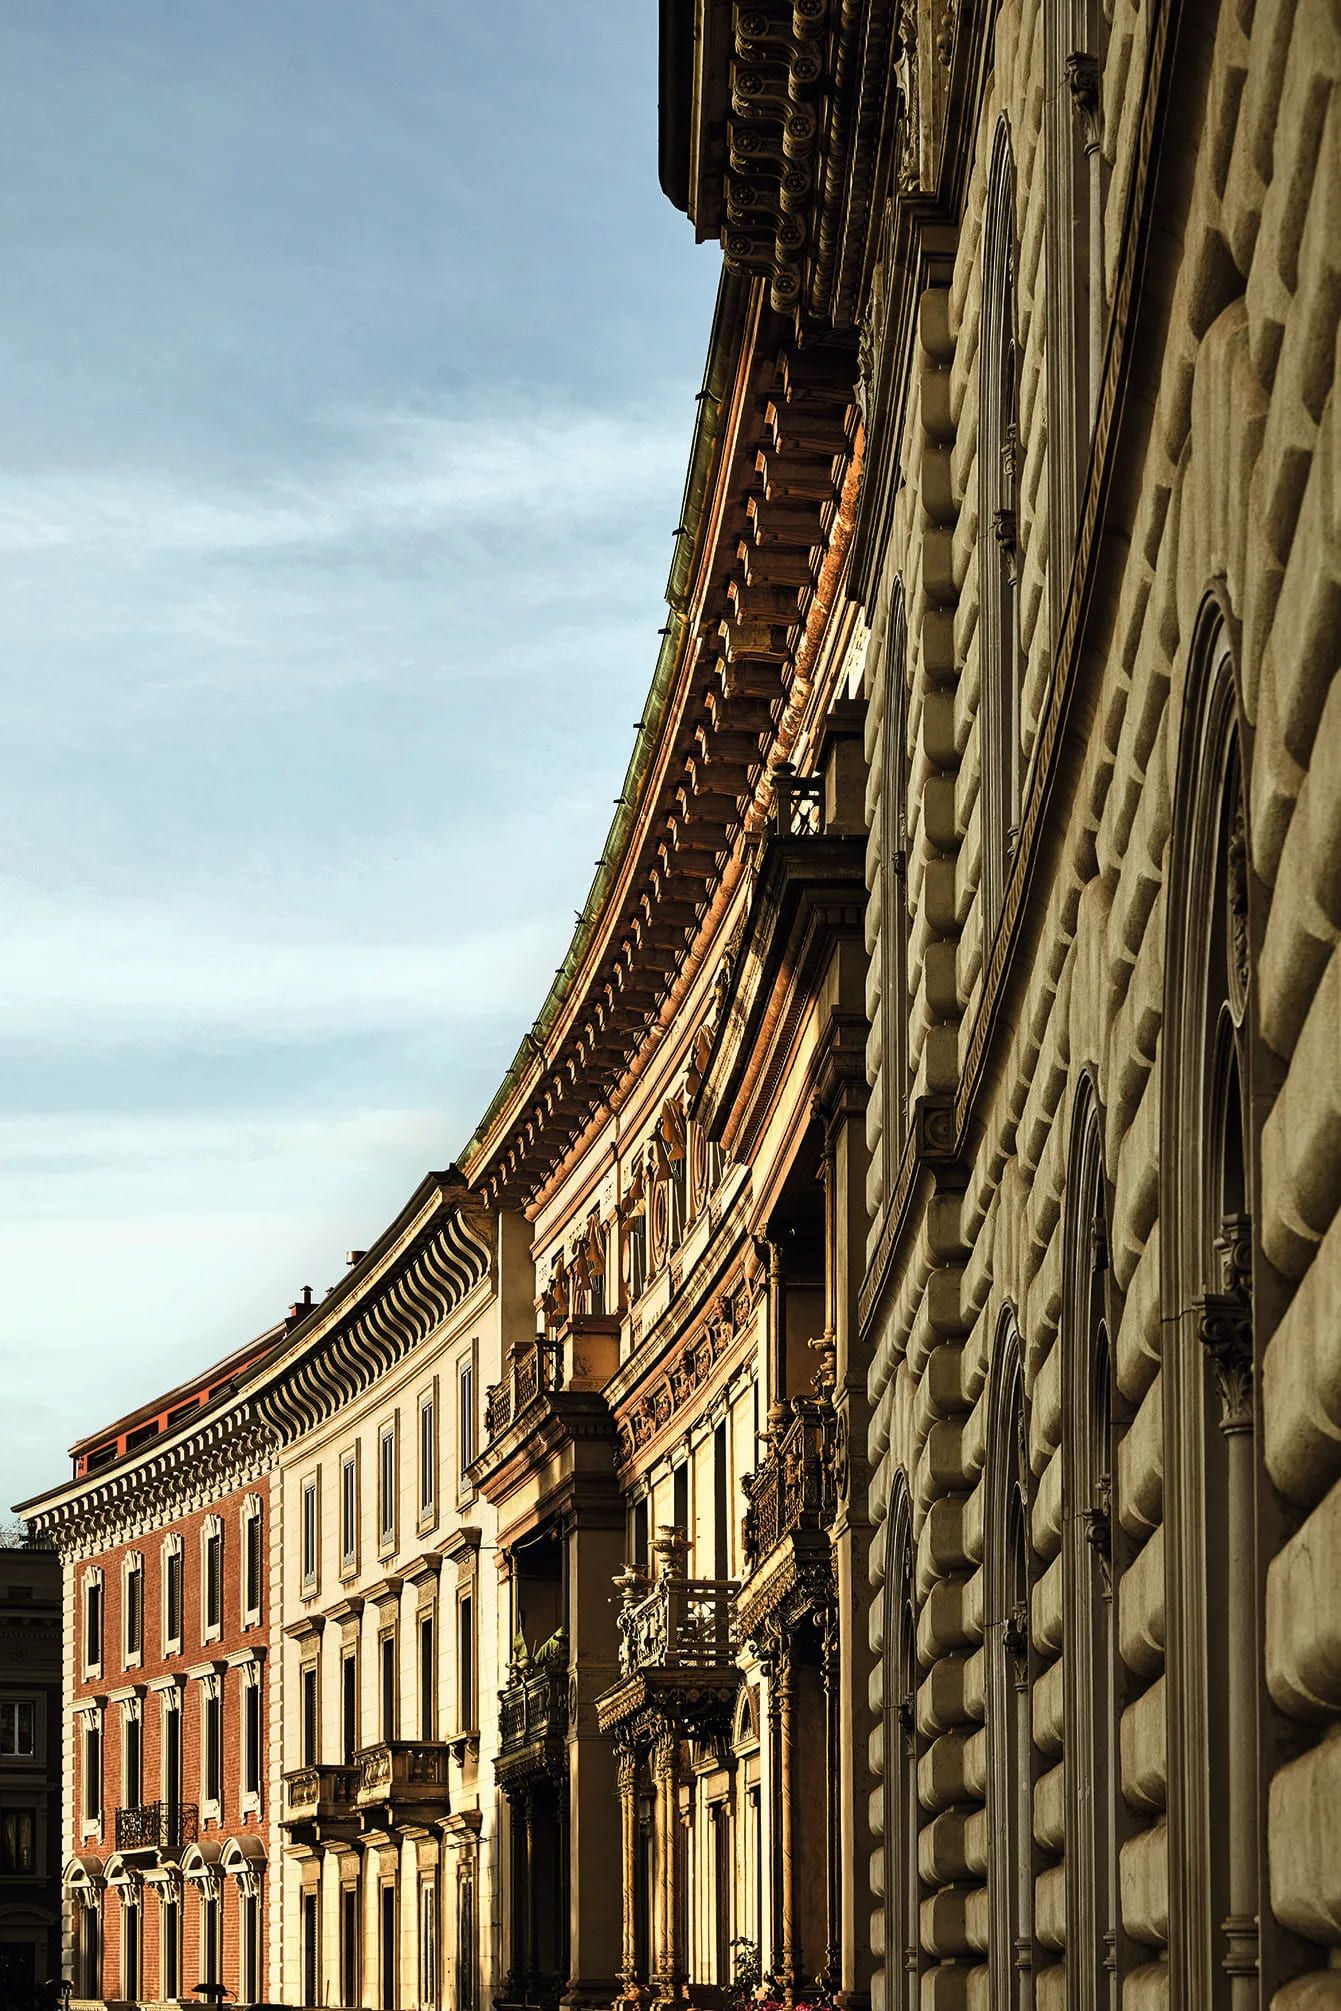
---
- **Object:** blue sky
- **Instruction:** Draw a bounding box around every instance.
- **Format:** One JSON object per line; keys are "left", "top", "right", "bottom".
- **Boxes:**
{"left": 0, "top": 2, "right": 718, "bottom": 1509}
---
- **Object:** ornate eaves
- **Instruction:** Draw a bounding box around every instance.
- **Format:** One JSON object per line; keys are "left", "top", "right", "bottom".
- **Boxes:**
{"left": 461, "top": 276, "right": 858, "bottom": 1207}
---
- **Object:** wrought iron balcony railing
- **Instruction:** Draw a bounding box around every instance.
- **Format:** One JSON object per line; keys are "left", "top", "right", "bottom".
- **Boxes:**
{"left": 282, "top": 1764, "right": 359, "bottom": 1825}
{"left": 355, "top": 1740, "right": 451, "bottom": 1816}
{"left": 770, "top": 766, "right": 824, "bottom": 837}
{"left": 741, "top": 1394, "right": 838, "bottom": 1572}
{"left": 615, "top": 1564, "right": 736, "bottom": 1679}
{"left": 499, "top": 1665, "right": 569, "bottom": 1757}
{"left": 485, "top": 1337, "right": 564, "bottom": 1441}
{"left": 115, "top": 1800, "right": 199, "bottom": 1854}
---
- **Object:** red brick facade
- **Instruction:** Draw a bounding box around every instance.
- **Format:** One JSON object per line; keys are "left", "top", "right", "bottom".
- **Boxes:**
{"left": 68, "top": 1481, "right": 269, "bottom": 2005}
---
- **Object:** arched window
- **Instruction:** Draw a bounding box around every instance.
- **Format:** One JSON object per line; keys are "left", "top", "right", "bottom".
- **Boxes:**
{"left": 980, "top": 124, "right": 1022, "bottom": 936}
{"left": 881, "top": 581, "right": 912, "bottom": 1179}
{"left": 1062, "top": 1082, "right": 1123, "bottom": 2008}
{"left": 880, "top": 1474, "right": 920, "bottom": 2011}
{"left": 1045, "top": 0, "right": 1112, "bottom": 631}
{"left": 1163, "top": 606, "right": 1264, "bottom": 2003}
{"left": 986, "top": 1314, "right": 1033, "bottom": 2009}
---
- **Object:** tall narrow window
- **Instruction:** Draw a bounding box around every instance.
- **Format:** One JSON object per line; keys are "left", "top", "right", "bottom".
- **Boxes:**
{"left": 458, "top": 1596, "right": 475, "bottom": 1733}
{"left": 202, "top": 1518, "right": 224, "bottom": 1637}
{"left": 243, "top": 1677, "right": 262, "bottom": 1799}
{"left": 122, "top": 1899, "right": 141, "bottom": 2001}
{"left": 672, "top": 1460, "right": 689, "bottom": 1543}
{"left": 201, "top": 1889, "right": 221, "bottom": 1985}
{"left": 419, "top": 1389, "right": 437, "bottom": 1521}
{"left": 341, "top": 1883, "right": 360, "bottom": 2006}
{"left": 880, "top": 581, "right": 913, "bottom": 1178}
{"left": 1064, "top": 1091, "right": 1123, "bottom": 2008}
{"left": 987, "top": 1318, "right": 1033, "bottom": 2007}
{"left": 1164, "top": 619, "right": 1264, "bottom": 2004}
{"left": 302, "top": 1478, "right": 320, "bottom": 1591}
{"left": 241, "top": 1890, "right": 260, "bottom": 2003}
{"left": 713, "top": 1421, "right": 729, "bottom": 1581}
{"left": 379, "top": 1420, "right": 398, "bottom": 1551}
{"left": 457, "top": 1872, "right": 477, "bottom": 2011}
{"left": 163, "top": 1898, "right": 180, "bottom": 1999}
{"left": 341, "top": 1449, "right": 359, "bottom": 1573}
{"left": 202, "top": 1685, "right": 222, "bottom": 1808}
{"left": 342, "top": 1650, "right": 359, "bottom": 1765}
{"left": 82, "top": 1719, "right": 102, "bottom": 1825}
{"left": 420, "top": 1875, "right": 440, "bottom": 2004}
{"left": 163, "top": 1539, "right": 183, "bottom": 1653}
{"left": 124, "top": 1555, "right": 144, "bottom": 1664}
{"left": 980, "top": 123, "right": 1023, "bottom": 937}
{"left": 163, "top": 1701, "right": 181, "bottom": 1813}
{"left": 380, "top": 1632, "right": 398, "bottom": 1742}
{"left": 123, "top": 1710, "right": 142, "bottom": 1808}
{"left": 301, "top": 1662, "right": 319, "bottom": 1769}
{"left": 243, "top": 1499, "right": 263, "bottom": 1623}
{"left": 1045, "top": 0, "right": 1112, "bottom": 637}
{"left": 83, "top": 1573, "right": 103, "bottom": 1674}
{"left": 458, "top": 1358, "right": 476, "bottom": 1487}
{"left": 631, "top": 1496, "right": 650, "bottom": 1572}
{"left": 380, "top": 1882, "right": 398, "bottom": 2010}
{"left": 420, "top": 1613, "right": 436, "bottom": 1740}
{"left": 882, "top": 1478, "right": 921, "bottom": 2011}
{"left": 303, "top": 1892, "right": 320, "bottom": 2005}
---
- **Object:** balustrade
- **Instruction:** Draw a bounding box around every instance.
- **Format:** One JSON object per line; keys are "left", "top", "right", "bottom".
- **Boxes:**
{"left": 484, "top": 1337, "right": 564, "bottom": 1440}
{"left": 282, "top": 1764, "right": 358, "bottom": 1825}
{"left": 355, "top": 1739, "right": 451, "bottom": 1820}
{"left": 499, "top": 1664, "right": 569, "bottom": 1757}
{"left": 741, "top": 1394, "right": 838, "bottom": 1572}
{"left": 615, "top": 1555, "right": 735, "bottom": 1679}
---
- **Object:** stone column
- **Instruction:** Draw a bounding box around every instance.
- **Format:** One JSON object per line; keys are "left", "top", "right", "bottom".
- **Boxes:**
{"left": 564, "top": 1505, "right": 625, "bottom": 2005}
{"left": 822, "top": 1035, "right": 875, "bottom": 2007}
{"left": 821, "top": 1611, "right": 842, "bottom": 1989}
{"left": 775, "top": 1642, "right": 798, "bottom": 2002}
{"left": 616, "top": 1738, "right": 641, "bottom": 2003}
{"left": 652, "top": 1725, "right": 685, "bottom": 2006}
{"left": 765, "top": 1238, "right": 787, "bottom": 1415}
{"left": 507, "top": 1786, "right": 531, "bottom": 1997}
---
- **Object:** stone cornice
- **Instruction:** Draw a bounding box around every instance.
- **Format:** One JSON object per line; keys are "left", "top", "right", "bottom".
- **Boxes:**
{"left": 21, "top": 1171, "right": 492, "bottom": 1558}
{"left": 661, "top": 0, "right": 903, "bottom": 325}
{"left": 461, "top": 278, "right": 859, "bottom": 1205}
{"left": 252, "top": 1172, "right": 493, "bottom": 1445}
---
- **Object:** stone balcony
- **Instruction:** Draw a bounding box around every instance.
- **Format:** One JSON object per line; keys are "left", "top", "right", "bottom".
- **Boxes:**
{"left": 355, "top": 1740, "right": 451, "bottom": 1832}
{"left": 497, "top": 1661, "right": 569, "bottom": 1789}
{"left": 281, "top": 1763, "right": 360, "bottom": 1846}
{"left": 470, "top": 1317, "right": 620, "bottom": 1507}
{"left": 596, "top": 1531, "right": 739, "bottom": 1736}
{"left": 737, "top": 1387, "right": 840, "bottom": 1642}
{"left": 114, "top": 1799, "right": 198, "bottom": 1863}
{"left": 484, "top": 1336, "right": 565, "bottom": 1440}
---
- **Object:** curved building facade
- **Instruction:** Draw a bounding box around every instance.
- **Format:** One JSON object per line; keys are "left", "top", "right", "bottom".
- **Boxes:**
{"left": 17, "top": 1, "right": 1341, "bottom": 2006}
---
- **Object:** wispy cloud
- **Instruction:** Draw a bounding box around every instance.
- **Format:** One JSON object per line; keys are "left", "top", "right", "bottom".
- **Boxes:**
{"left": 0, "top": 399, "right": 690, "bottom": 560}
{"left": 1, "top": 883, "right": 557, "bottom": 1050}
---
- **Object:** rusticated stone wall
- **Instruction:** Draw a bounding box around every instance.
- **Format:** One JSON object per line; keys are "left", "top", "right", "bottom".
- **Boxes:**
{"left": 862, "top": 2, "right": 1339, "bottom": 2007}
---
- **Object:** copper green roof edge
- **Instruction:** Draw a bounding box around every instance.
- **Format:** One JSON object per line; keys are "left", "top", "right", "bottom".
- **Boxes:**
{"left": 460, "top": 266, "right": 746, "bottom": 1174}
